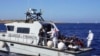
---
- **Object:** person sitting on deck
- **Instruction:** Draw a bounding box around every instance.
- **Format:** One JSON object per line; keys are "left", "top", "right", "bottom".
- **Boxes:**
{"left": 63, "top": 35, "right": 84, "bottom": 50}
{"left": 74, "top": 38, "right": 84, "bottom": 48}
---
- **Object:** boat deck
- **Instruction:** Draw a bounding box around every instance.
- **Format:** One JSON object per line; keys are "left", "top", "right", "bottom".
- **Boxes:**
{"left": 0, "top": 38, "right": 92, "bottom": 55}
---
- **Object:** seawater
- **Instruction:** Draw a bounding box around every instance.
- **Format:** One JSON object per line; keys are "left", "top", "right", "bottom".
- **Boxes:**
{"left": 56, "top": 23, "right": 100, "bottom": 55}
{"left": 0, "top": 23, "right": 100, "bottom": 56}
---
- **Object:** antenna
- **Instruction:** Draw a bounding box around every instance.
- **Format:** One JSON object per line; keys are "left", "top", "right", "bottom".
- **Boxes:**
{"left": 40, "top": 9, "right": 42, "bottom": 15}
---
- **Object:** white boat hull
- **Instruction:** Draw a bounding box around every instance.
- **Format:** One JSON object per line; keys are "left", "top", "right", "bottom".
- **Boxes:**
{"left": 0, "top": 40, "right": 92, "bottom": 56}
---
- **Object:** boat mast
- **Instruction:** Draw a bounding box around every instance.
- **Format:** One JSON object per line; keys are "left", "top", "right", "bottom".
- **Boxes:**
{"left": 25, "top": 8, "right": 44, "bottom": 23}
{"left": 25, "top": 0, "right": 44, "bottom": 23}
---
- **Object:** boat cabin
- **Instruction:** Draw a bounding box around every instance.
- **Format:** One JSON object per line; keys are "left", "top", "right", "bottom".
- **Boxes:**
{"left": 4, "top": 21, "right": 59, "bottom": 45}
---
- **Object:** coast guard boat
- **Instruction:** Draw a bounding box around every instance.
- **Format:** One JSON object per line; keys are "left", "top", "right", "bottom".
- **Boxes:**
{"left": 0, "top": 8, "right": 92, "bottom": 56}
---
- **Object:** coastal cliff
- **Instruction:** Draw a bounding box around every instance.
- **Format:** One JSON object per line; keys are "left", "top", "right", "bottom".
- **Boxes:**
{"left": 0, "top": 20, "right": 25, "bottom": 23}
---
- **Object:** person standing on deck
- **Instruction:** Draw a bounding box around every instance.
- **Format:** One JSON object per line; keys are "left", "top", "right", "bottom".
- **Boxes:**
{"left": 38, "top": 27, "right": 47, "bottom": 46}
{"left": 47, "top": 28, "right": 58, "bottom": 48}
{"left": 87, "top": 30, "right": 94, "bottom": 47}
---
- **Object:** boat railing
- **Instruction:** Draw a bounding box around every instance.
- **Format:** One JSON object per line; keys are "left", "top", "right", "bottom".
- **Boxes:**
{"left": 0, "top": 32, "right": 88, "bottom": 49}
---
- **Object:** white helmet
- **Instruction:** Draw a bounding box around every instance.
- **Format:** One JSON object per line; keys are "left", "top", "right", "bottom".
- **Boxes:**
{"left": 89, "top": 30, "right": 92, "bottom": 33}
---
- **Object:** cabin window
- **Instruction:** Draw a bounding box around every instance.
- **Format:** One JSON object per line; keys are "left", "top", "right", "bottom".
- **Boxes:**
{"left": 7, "top": 26, "right": 14, "bottom": 31}
{"left": 17, "top": 27, "right": 30, "bottom": 34}
{"left": 43, "top": 24, "right": 54, "bottom": 32}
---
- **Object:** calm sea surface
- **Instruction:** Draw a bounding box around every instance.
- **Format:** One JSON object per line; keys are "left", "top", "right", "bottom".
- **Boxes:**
{"left": 0, "top": 23, "right": 100, "bottom": 56}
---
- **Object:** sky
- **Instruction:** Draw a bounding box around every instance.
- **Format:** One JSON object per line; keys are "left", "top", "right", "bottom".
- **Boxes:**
{"left": 0, "top": 0, "right": 100, "bottom": 23}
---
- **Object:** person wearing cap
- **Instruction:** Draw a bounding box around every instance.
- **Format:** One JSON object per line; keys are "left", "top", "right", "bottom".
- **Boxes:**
{"left": 87, "top": 30, "right": 94, "bottom": 47}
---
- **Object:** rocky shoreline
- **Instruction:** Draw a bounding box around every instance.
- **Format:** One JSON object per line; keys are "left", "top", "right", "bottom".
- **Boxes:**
{"left": 0, "top": 20, "right": 25, "bottom": 23}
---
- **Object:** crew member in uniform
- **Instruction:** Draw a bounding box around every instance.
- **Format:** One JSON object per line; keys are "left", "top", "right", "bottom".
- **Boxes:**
{"left": 47, "top": 28, "right": 58, "bottom": 48}
{"left": 87, "top": 30, "right": 94, "bottom": 47}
